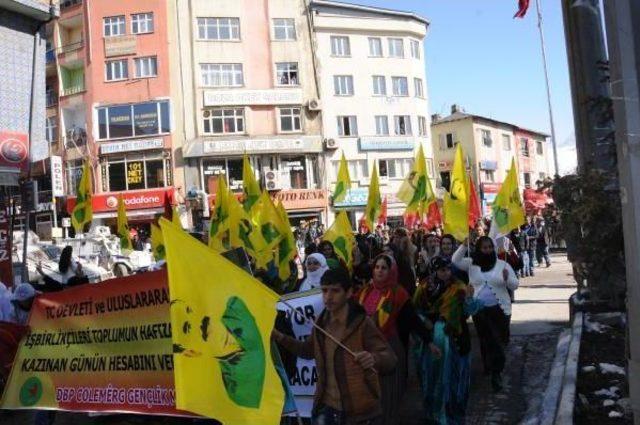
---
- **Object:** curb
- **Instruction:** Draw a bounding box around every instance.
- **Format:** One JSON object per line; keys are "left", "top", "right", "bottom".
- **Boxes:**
{"left": 539, "top": 328, "right": 572, "bottom": 425}
{"left": 554, "top": 311, "right": 584, "bottom": 424}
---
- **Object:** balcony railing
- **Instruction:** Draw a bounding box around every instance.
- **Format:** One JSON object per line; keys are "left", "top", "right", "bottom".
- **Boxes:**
{"left": 46, "top": 49, "right": 56, "bottom": 64}
{"left": 57, "top": 40, "right": 83, "bottom": 55}
{"left": 61, "top": 83, "right": 85, "bottom": 97}
{"left": 46, "top": 92, "right": 58, "bottom": 107}
{"left": 60, "top": 0, "right": 82, "bottom": 10}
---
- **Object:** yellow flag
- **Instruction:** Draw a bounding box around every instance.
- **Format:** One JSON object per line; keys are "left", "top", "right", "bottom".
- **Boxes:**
{"left": 243, "top": 154, "right": 262, "bottom": 214}
{"left": 160, "top": 218, "right": 284, "bottom": 424}
{"left": 117, "top": 195, "right": 132, "bottom": 251}
{"left": 150, "top": 223, "right": 165, "bottom": 261}
{"left": 490, "top": 158, "right": 526, "bottom": 237}
{"left": 209, "top": 177, "right": 231, "bottom": 251}
{"left": 275, "top": 201, "right": 296, "bottom": 281}
{"left": 364, "top": 163, "right": 382, "bottom": 231}
{"left": 398, "top": 143, "right": 433, "bottom": 217}
{"left": 228, "top": 190, "right": 268, "bottom": 261}
{"left": 443, "top": 144, "right": 469, "bottom": 241}
{"left": 71, "top": 160, "right": 93, "bottom": 233}
{"left": 323, "top": 211, "right": 355, "bottom": 270}
{"left": 172, "top": 205, "right": 182, "bottom": 228}
{"left": 333, "top": 152, "right": 351, "bottom": 204}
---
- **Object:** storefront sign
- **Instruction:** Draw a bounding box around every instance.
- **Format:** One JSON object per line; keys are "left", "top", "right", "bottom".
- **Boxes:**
{"left": 66, "top": 188, "right": 174, "bottom": 213}
{"left": 202, "top": 138, "right": 321, "bottom": 155}
{"left": 273, "top": 189, "right": 327, "bottom": 210}
{"left": 0, "top": 205, "right": 12, "bottom": 287}
{"left": 203, "top": 89, "right": 303, "bottom": 107}
{"left": 51, "top": 156, "right": 64, "bottom": 197}
{"left": 0, "top": 131, "right": 29, "bottom": 172}
{"left": 481, "top": 183, "right": 501, "bottom": 195}
{"left": 126, "top": 161, "right": 144, "bottom": 185}
{"left": 358, "top": 137, "right": 415, "bottom": 151}
{"left": 479, "top": 160, "right": 498, "bottom": 170}
{"left": 104, "top": 35, "right": 137, "bottom": 58}
{"left": 333, "top": 188, "right": 368, "bottom": 208}
{"left": 100, "top": 138, "right": 164, "bottom": 155}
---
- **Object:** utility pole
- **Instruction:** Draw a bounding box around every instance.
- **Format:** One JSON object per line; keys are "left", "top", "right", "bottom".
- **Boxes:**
{"left": 602, "top": 1, "right": 640, "bottom": 421}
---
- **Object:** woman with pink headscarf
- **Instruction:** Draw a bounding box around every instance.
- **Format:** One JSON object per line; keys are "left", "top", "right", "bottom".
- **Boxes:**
{"left": 356, "top": 253, "right": 440, "bottom": 425}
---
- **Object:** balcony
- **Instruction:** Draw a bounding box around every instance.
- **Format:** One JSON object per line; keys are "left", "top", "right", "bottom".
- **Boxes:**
{"left": 60, "top": 0, "right": 82, "bottom": 11}
{"left": 46, "top": 92, "right": 58, "bottom": 108}
{"left": 61, "top": 83, "right": 85, "bottom": 97}
{"left": 57, "top": 40, "right": 83, "bottom": 55}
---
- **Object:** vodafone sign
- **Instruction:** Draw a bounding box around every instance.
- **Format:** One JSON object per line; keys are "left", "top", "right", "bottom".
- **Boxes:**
{"left": 0, "top": 131, "right": 29, "bottom": 171}
{"left": 67, "top": 188, "right": 174, "bottom": 213}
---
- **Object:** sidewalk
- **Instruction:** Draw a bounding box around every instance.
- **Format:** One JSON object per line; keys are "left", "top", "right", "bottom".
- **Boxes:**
{"left": 400, "top": 253, "right": 576, "bottom": 425}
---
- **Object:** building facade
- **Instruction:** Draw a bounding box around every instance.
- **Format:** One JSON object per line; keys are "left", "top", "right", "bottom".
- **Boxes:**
{"left": 172, "top": 0, "right": 326, "bottom": 228}
{"left": 310, "top": 0, "right": 434, "bottom": 226}
{"left": 46, "top": 0, "right": 177, "bottom": 233}
{"left": 431, "top": 105, "right": 551, "bottom": 214}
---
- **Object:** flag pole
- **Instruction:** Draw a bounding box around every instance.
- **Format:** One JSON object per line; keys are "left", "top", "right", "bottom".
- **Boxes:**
{"left": 534, "top": 0, "right": 560, "bottom": 177}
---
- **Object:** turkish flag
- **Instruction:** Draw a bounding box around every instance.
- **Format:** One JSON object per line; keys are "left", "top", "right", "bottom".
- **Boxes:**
{"left": 514, "top": 0, "right": 530, "bottom": 18}
{"left": 468, "top": 177, "right": 482, "bottom": 228}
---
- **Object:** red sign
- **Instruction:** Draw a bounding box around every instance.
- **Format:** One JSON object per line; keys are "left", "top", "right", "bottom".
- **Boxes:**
{"left": 67, "top": 188, "right": 174, "bottom": 214}
{"left": 0, "top": 205, "right": 12, "bottom": 287}
{"left": 481, "top": 183, "right": 502, "bottom": 194}
{"left": 0, "top": 131, "right": 29, "bottom": 171}
{"left": 523, "top": 188, "right": 552, "bottom": 212}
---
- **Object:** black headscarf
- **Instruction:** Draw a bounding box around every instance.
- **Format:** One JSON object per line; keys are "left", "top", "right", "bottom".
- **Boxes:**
{"left": 472, "top": 236, "right": 497, "bottom": 272}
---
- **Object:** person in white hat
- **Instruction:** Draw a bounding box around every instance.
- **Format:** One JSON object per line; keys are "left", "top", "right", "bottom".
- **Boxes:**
{"left": 7, "top": 283, "right": 37, "bottom": 325}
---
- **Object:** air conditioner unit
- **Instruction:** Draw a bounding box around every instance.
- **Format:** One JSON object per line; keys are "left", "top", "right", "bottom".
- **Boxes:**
{"left": 263, "top": 169, "right": 281, "bottom": 191}
{"left": 307, "top": 99, "right": 322, "bottom": 111}
{"left": 324, "top": 138, "right": 338, "bottom": 150}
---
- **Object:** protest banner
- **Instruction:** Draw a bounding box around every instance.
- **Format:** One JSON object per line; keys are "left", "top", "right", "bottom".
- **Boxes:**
{"left": 277, "top": 289, "right": 324, "bottom": 417}
{"left": 0, "top": 270, "right": 184, "bottom": 416}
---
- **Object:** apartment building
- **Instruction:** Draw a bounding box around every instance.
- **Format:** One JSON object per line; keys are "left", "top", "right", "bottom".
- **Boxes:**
{"left": 45, "top": 0, "right": 177, "bottom": 233}
{"left": 310, "top": 0, "right": 434, "bottom": 226}
{"left": 431, "top": 105, "right": 551, "bottom": 214}
{"left": 172, "top": 0, "right": 326, "bottom": 227}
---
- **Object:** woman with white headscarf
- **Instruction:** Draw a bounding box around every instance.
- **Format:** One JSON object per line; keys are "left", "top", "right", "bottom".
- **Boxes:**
{"left": 298, "top": 253, "right": 329, "bottom": 292}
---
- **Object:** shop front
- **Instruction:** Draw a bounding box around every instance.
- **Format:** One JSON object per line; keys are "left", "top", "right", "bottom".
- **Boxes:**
{"left": 273, "top": 188, "right": 327, "bottom": 226}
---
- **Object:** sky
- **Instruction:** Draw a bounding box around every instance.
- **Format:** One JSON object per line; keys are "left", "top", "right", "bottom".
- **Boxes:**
{"left": 344, "top": 0, "right": 578, "bottom": 175}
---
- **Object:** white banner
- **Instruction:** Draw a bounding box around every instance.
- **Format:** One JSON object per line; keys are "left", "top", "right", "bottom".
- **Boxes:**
{"left": 277, "top": 290, "right": 324, "bottom": 417}
{"left": 50, "top": 156, "right": 64, "bottom": 197}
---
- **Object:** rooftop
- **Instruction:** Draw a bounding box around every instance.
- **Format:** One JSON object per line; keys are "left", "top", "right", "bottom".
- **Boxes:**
{"left": 432, "top": 106, "right": 550, "bottom": 138}
{"left": 311, "top": 0, "right": 430, "bottom": 26}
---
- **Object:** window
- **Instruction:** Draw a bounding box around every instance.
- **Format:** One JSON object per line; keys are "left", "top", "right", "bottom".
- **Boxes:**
{"left": 202, "top": 108, "right": 244, "bottom": 134}
{"left": 388, "top": 38, "right": 404, "bottom": 58}
{"left": 105, "top": 59, "right": 128, "bottom": 81}
{"left": 337, "top": 116, "right": 358, "bottom": 136}
{"left": 107, "top": 153, "right": 167, "bottom": 192}
{"left": 481, "top": 129, "right": 492, "bottom": 147}
{"left": 200, "top": 63, "right": 243, "bottom": 87}
{"left": 372, "top": 76, "right": 386, "bottom": 96}
{"left": 45, "top": 117, "right": 57, "bottom": 144}
{"left": 104, "top": 16, "right": 125, "bottom": 37}
{"left": 332, "top": 159, "right": 368, "bottom": 181}
{"left": 414, "top": 78, "right": 424, "bottom": 98}
{"left": 282, "top": 156, "right": 308, "bottom": 189}
{"left": 97, "top": 101, "right": 170, "bottom": 140}
{"left": 392, "top": 77, "right": 408, "bottom": 96}
{"left": 482, "top": 170, "right": 495, "bottom": 182}
{"left": 368, "top": 37, "right": 383, "bottom": 57}
{"left": 523, "top": 172, "right": 532, "bottom": 188}
{"left": 197, "top": 17, "right": 240, "bottom": 40}
{"left": 536, "top": 140, "right": 544, "bottom": 155}
{"left": 379, "top": 158, "right": 413, "bottom": 179}
{"left": 202, "top": 158, "right": 244, "bottom": 193}
{"left": 418, "top": 116, "right": 427, "bottom": 136}
{"left": 134, "top": 56, "right": 157, "bottom": 78}
{"left": 502, "top": 134, "right": 511, "bottom": 150}
{"left": 375, "top": 116, "right": 389, "bottom": 135}
{"left": 273, "top": 18, "right": 296, "bottom": 40}
{"left": 440, "top": 171, "right": 451, "bottom": 191}
{"left": 276, "top": 62, "right": 299, "bottom": 86}
{"left": 520, "top": 138, "right": 530, "bottom": 157}
{"left": 445, "top": 133, "right": 456, "bottom": 149}
{"left": 132, "top": 13, "right": 153, "bottom": 34}
{"left": 410, "top": 40, "right": 421, "bottom": 59}
{"left": 334, "top": 75, "right": 354, "bottom": 96}
{"left": 279, "top": 107, "right": 302, "bottom": 132}
{"left": 66, "top": 160, "right": 83, "bottom": 195}
{"left": 394, "top": 116, "right": 412, "bottom": 135}
{"left": 331, "top": 36, "right": 350, "bottom": 56}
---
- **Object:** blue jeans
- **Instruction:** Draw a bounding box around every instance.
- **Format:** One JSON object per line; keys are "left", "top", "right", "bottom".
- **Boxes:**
{"left": 520, "top": 251, "right": 531, "bottom": 277}
{"left": 537, "top": 245, "right": 551, "bottom": 266}
{"left": 527, "top": 249, "right": 536, "bottom": 273}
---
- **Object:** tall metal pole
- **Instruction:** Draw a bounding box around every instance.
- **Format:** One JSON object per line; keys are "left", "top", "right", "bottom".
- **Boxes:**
{"left": 535, "top": 0, "right": 561, "bottom": 177}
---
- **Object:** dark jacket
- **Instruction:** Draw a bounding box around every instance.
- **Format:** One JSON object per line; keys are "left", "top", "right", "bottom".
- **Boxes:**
{"left": 278, "top": 301, "right": 397, "bottom": 422}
